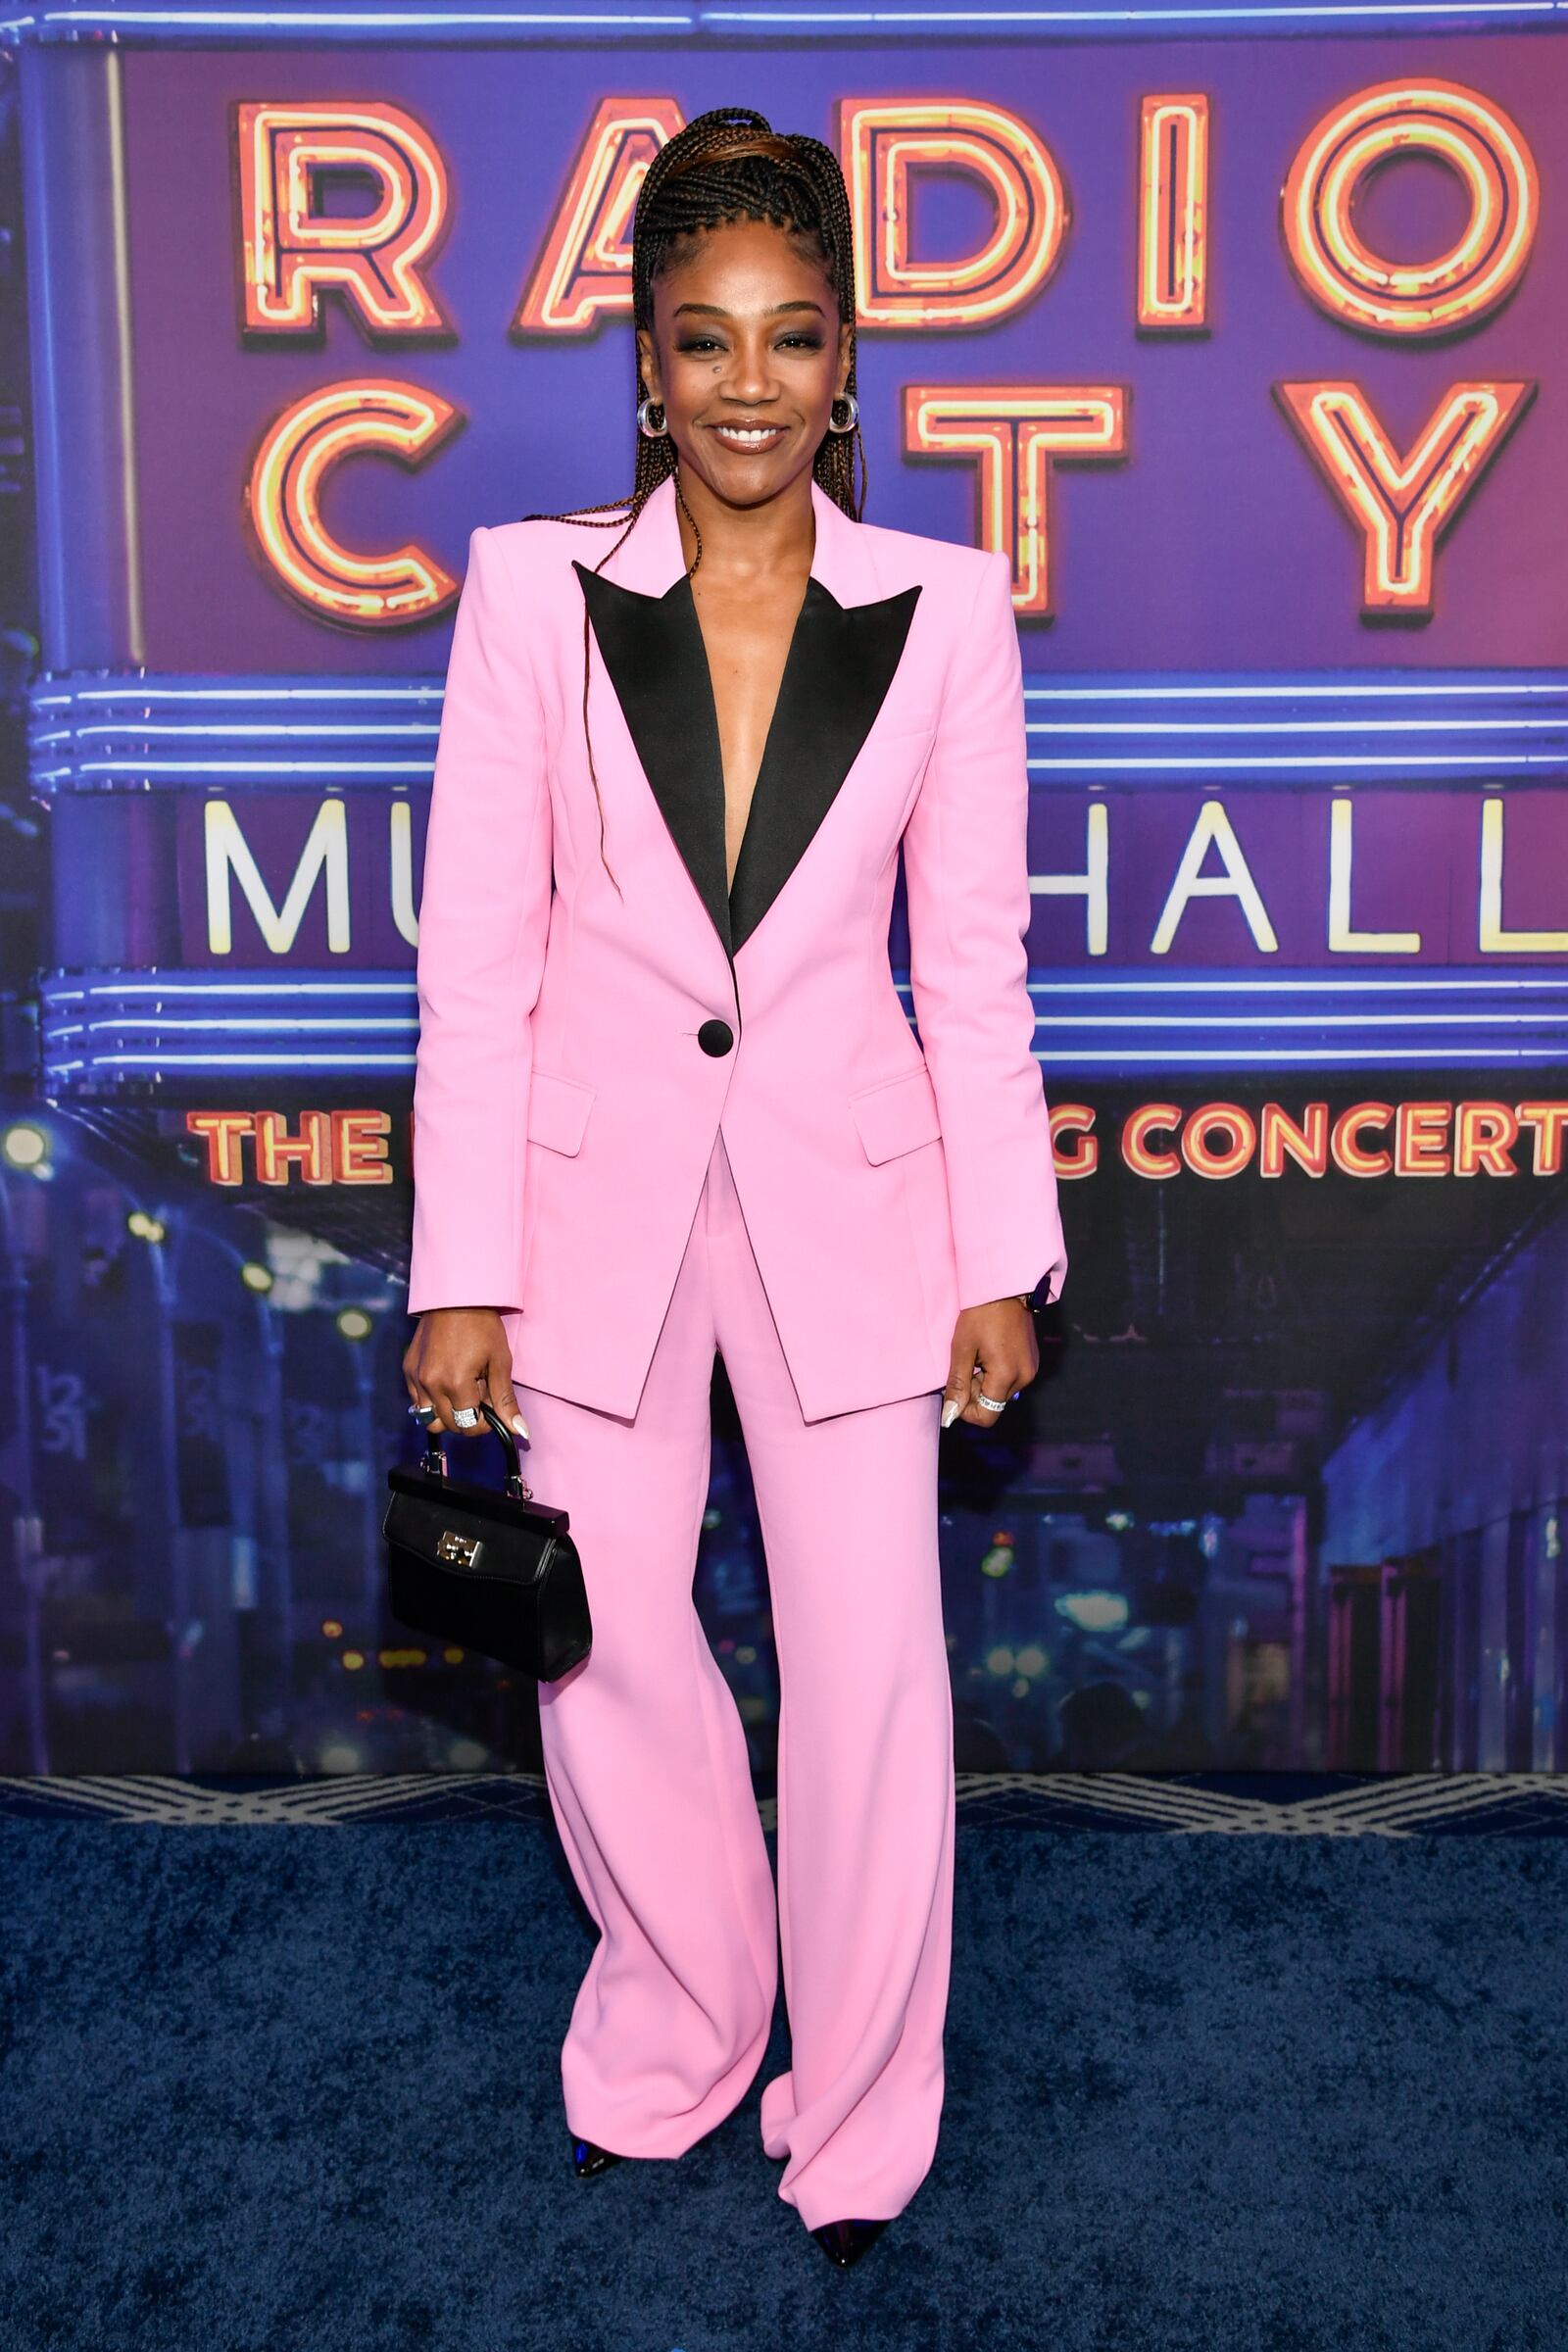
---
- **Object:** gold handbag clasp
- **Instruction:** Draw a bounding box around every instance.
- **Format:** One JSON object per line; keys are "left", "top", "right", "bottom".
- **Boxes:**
{"left": 437, "top": 1529, "right": 482, "bottom": 1568}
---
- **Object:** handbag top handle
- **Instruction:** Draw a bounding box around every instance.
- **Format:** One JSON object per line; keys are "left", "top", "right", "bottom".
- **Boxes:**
{"left": 420, "top": 1398, "right": 532, "bottom": 1501}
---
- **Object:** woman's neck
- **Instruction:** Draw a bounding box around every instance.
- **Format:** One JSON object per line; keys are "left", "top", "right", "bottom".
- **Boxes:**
{"left": 673, "top": 465, "right": 816, "bottom": 589}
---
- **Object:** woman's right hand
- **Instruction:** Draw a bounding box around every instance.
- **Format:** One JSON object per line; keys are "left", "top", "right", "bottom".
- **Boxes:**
{"left": 403, "top": 1308, "right": 530, "bottom": 1442}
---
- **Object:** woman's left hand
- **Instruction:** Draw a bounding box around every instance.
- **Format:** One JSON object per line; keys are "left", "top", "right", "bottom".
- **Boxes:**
{"left": 940, "top": 1298, "right": 1041, "bottom": 1430}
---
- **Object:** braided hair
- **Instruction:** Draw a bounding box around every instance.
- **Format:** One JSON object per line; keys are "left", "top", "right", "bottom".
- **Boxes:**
{"left": 519, "top": 105, "right": 868, "bottom": 895}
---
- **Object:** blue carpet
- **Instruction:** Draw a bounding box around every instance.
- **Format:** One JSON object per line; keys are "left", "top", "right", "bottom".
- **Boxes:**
{"left": 4, "top": 1816, "right": 1567, "bottom": 2351}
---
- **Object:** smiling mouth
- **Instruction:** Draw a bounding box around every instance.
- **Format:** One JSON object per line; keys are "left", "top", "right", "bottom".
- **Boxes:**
{"left": 709, "top": 422, "right": 789, "bottom": 450}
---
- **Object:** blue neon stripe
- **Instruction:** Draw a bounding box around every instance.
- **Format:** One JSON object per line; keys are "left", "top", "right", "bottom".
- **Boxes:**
{"left": 35, "top": 964, "right": 1568, "bottom": 1088}
{"left": 5, "top": 0, "right": 1560, "bottom": 42}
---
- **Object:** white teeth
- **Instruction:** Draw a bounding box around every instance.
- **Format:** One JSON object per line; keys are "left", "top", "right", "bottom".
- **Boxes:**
{"left": 715, "top": 426, "right": 781, "bottom": 443}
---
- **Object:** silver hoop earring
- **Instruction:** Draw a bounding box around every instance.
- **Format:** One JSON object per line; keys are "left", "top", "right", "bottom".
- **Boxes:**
{"left": 828, "top": 392, "right": 858, "bottom": 434}
{"left": 637, "top": 396, "right": 667, "bottom": 439}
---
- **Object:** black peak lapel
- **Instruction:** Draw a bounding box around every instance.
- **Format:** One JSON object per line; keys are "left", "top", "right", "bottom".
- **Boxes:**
{"left": 573, "top": 558, "right": 734, "bottom": 954}
{"left": 729, "top": 577, "right": 922, "bottom": 955}
{"left": 573, "top": 555, "right": 922, "bottom": 959}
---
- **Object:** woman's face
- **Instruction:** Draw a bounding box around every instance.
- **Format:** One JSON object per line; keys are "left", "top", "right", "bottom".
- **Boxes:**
{"left": 637, "top": 216, "right": 854, "bottom": 509}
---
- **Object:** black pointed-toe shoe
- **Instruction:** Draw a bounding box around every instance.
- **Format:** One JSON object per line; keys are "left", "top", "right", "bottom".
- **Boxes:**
{"left": 570, "top": 2133, "right": 625, "bottom": 2178}
{"left": 811, "top": 2217, "right": 890, "bottom": 2268}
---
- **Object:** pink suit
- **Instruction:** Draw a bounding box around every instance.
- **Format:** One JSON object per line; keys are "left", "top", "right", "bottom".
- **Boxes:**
{"left": 407, "top": 470, "right": 1067, "bottom": 2228}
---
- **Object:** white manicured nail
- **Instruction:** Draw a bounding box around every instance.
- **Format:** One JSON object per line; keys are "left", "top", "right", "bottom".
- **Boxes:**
{"left": 940, "top": 1397, "right": 960, "bottom": 1429}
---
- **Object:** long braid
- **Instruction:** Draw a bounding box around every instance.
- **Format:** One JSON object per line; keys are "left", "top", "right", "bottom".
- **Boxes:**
{"left": 519, "top": 106, "right": 867, "bottom": 894}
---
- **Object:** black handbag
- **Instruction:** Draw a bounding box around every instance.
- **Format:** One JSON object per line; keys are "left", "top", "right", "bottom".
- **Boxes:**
{"left": 382, "top": 1400, "right": 592, "bottom": 1680}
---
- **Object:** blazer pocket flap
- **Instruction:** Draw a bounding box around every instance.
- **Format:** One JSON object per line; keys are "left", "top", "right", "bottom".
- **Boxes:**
{"left": 850, "top": 1064, "right": 943, "bottom": 1164}
{"left": 526, "top": 1067, "right": 595, "bottom": 1156}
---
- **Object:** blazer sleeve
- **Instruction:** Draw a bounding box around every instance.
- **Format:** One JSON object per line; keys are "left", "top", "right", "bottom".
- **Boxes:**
{"left": 900, "top": 547, "right": 1068, "bottom": 1312}
{"left": 407, "top": 524, "right": 554, "bottom": 1316}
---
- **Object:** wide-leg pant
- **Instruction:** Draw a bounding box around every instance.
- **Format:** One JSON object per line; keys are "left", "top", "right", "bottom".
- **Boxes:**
{"left": 519, "top": 1124, "right": 956, "bottom": 2231}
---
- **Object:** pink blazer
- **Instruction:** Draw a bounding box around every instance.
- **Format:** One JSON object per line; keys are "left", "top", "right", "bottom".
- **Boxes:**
{"left": 407, "top": 470, "right": 1067, "bottom": 1422}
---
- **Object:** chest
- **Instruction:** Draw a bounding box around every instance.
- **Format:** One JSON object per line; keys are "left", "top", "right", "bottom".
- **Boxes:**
{"left": 690, "top": 575, "right": 811, "bottom": 888}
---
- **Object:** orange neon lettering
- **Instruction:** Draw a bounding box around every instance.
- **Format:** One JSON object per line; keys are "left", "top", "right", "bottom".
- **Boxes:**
{"left": 246, "top": 380, "right": 462, "bottom": 624}
{"left": 237, "top": 102, "right": 453, "bottom": 336}
{"left": 903, "top": 385, "right": 1127, "bottom": 615}
{"left": 1273, "top": 379, "right": 1535, "bottom": 615}
{"left": 514, "top": 99, "right": 686, "bottom": 331}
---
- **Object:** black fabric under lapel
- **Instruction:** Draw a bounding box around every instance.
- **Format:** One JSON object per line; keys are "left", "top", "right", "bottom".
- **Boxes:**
{"left": 573, "top": 559, "right": 922, "bottom": 956}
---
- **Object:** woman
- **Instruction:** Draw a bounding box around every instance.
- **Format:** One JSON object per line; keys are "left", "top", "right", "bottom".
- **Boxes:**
{"left": 402, "top": 106, "right": 1068, "bottom": 2268}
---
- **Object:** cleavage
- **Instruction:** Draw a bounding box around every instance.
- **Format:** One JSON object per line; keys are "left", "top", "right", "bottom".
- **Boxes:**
{"left": 690, "top": 574, "right": 811, "bottom": 895}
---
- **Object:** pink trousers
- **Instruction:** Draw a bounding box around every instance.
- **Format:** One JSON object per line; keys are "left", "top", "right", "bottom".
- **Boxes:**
{"left": 519, "top": 1125, "right": 956, "bottom": 2231}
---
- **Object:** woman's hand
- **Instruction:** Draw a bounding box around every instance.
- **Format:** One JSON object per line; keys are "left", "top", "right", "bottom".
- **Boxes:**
{"left": 940, "top": 1298, "right": 1040, "bottom": 1430}
{"left": 403, "top": 1308, "right": 531, "bottom": 1442}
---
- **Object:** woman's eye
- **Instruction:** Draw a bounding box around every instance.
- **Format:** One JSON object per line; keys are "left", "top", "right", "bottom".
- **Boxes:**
{"left": 675, "top": 333, "right": 825, "bottom": 355}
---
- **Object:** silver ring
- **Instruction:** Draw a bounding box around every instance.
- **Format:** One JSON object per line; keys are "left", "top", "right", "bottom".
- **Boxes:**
{"left": 453, "top": 1406, "right": 479, "bottom": 1429}
{"left": 975, "top": 1391, "right": 1006, "bottom": 1413}
{"left": 409, "top": 1401, "right": 437, "bottom": 1422}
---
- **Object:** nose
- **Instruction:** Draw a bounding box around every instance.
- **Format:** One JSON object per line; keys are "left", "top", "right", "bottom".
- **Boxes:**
{"left": 718, "top": 337, "right": 781, "bottom": 405}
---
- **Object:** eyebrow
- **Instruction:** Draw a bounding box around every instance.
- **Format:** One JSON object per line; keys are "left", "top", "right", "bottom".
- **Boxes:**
{"left": 671, "top": 300, "right": 828, "bottom": 319}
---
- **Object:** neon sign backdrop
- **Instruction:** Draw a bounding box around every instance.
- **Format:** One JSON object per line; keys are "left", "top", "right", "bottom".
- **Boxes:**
{"left": 235, "top": 81, "right": 1542, "bottom": 630}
